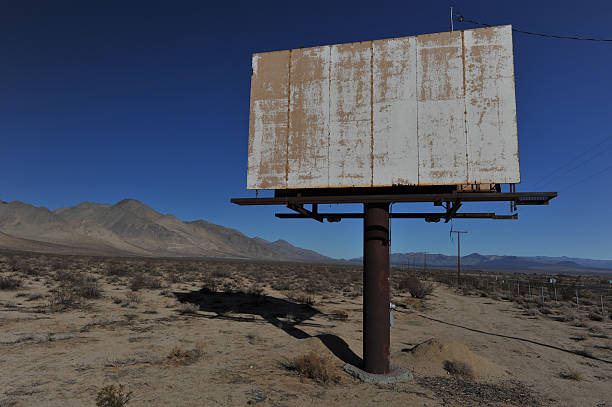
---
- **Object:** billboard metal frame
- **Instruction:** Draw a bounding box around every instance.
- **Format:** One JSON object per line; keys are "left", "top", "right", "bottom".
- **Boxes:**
{"left": 231, "top": 187, "right": 557, "bottom": 376}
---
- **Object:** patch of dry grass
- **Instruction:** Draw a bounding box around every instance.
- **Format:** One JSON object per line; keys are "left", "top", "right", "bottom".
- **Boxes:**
{"left": 283, "top": 352, "right": 339, "bottom": 384}
{"left": 290, "top": 293, "right": 315, "bottom": 306}
{"left": 129, "top": 273, "right": 162, "bottom": 291}
{"left": 559, "top": 368, "right": 583, "bottom": 381}
{"left": 95, "top": 383, "right": 132, "bottom": 407}
{"left": 0, "top": 275, "right": 22, "bottom": 290}
{"left": 177, "top": 302, "right": 199, "bottom": 314}
{"left": 166, "top": 343, "right": 205, "bottom": 366}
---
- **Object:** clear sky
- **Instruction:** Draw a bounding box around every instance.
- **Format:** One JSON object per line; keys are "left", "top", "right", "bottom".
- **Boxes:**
{"left": 1, "top": 1, "right": 611, "bottom": 260}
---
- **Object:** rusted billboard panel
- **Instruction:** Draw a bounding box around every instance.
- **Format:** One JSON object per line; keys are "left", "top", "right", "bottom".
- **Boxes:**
{"left": 372, "top": 36, "right": 418, "bottom": 186}
{"left": 247, "top": 50, "right": 290, "bottom": 189}
{"left": 328, "top": 42, "right": 372, "bottom": 187}
{"left": 416, "top": 31, "right": 467, "bottom": 185}
{"left": 288, "top": 46, "right": 330, "bottom": 188}
{"left": 247, "top": 25, "right": 520, "bottom": 190}
{"left": 464, "top": 27, "right": 519, "bottom": 184}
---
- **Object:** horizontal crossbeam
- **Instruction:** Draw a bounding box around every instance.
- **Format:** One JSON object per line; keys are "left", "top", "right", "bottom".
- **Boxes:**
{"left": 231, "top": 191, "right": 556, "bottom": 206}
{"left": 274, "top": 212, "right": 517, "bottom": 222}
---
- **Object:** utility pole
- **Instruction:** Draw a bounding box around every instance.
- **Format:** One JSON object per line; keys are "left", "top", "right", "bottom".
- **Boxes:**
{"left": 451, "top": 230, "right": 468, "bottom": 287}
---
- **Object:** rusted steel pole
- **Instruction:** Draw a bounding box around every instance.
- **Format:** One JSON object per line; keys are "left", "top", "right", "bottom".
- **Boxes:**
{"left": 363, "top": 202, "right": 391, "bottom": 374}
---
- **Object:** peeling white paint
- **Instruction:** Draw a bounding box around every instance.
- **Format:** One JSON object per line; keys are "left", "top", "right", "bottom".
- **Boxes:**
{"left": 247, "top": 25, "right": 520, "bottom": 189}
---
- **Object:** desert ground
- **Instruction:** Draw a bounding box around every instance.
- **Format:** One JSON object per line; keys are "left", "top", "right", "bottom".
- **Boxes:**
{"left": 0, "top": 252, "right": 611, "bottom": 406}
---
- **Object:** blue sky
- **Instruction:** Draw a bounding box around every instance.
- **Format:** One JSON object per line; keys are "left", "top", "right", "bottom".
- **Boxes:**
{"left": 1, "top": 1, "right": 611, "bottom": 260}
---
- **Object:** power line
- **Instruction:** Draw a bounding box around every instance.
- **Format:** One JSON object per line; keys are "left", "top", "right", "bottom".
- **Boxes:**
{"left": 533, "top": 143, "right": 612, "bottom": 188}
{"left": 455, "top": 14, "right": 612, "bottom": 43}
{"left": 559, "top": 164, "right": 612, "bottom": 192}
{"left": 528, "top": 132, "right": 612, "bottom": 187}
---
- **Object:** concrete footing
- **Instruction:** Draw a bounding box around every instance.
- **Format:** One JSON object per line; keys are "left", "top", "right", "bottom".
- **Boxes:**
{"left": 343, "top": 363, "right": 413, "bottom": 384}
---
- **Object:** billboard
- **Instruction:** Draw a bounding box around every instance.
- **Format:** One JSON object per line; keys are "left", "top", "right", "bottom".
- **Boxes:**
{"left": 247, "top": 25, "right": 519, "bottom": 190}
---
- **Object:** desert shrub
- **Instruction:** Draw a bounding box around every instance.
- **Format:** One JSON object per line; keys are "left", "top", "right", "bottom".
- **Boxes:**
{"left": 559, "top": 368, "right": 583, "bottom": 381}
{"left": 73, "top": 279, "right": 102, "bottom": 299}
{"left": 9, "top": 258, "right": 35, "bottom": 275}
{"left": 400, "top": 277, "right": 434, "bottom": 299}
{"left": 48, "top": 287, "right": 80, "bottom": 311}
{"left": 106, "top": 266, "right": 132, "bottom": 277}
{"left": 283, "top": 352, "right": 339, "bottom": 384}
{"left": 177, "top": 302, "right": 199, "bottom": 314}
{"left": 292, "top": 293, "right": 315, "bottom": 306}
{"left": 166, "top": 343, "right": 205, "bottom": 365}
{"left": 444, "top": 360, "right": 474, "bottom": 380}
{"left": 18, "top": 264, "right": 42, "bottom": 276}
{"left": 200, "top": 276, "right": 220, "bottom": 292}
{"left": 49, "top": 258, "right": 69, "bottom": 271}
{"left": 124, "top": 291, "right": 141, "bottom": 304}
{"left": 245, "top": 284, "right": 265, "bottom": 297}
{"left": 220, "top": 280, "right": 237, "bottom": 293}
{"left": 342, "top": 286, "right": 361, "bottom": 297}
{"left": 166, "top": 272, "right": 181, "bottom": 284}
{"left": 129, "top": 274, "right": 161, "bottom": 291}
{"left": 55, "top": 269, "right": 80, "bottom": 283}
{"left": 159, "top": 289, "right": 175, "bottom": 298}
{"left": 95, "top": 384, "right": 132, "bottom": 407}
{"left": 270, "top": 279, "right": 294, "bottom": 291}
{"left": 305, "top": 280, "right": 326, "bottom": 294}
{"left": 0, "top": 275, "right": 22, "bottom": 290}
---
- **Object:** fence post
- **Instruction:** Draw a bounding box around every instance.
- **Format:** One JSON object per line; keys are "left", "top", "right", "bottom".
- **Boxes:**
{"left": 541, "top": 286, "right": 545, "bottom": 304}
{"left": 528, "top": 282, "right": 531, "bottom": 297}
{"left": 576, "top": 289, "right": 579, "bottom": 309}
{"left": 602, "top": 295, "right": 605, "bottom": 317}
{"left": 554, "top": 286, "right": 558, "bottom": 303}
{"left": 517, "top": 282, "right": 520, "bottom": 296}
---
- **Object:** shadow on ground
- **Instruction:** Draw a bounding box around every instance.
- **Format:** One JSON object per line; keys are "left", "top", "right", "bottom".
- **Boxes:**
{"left": 175, "top": 287, "right": 362, "bottom": 367}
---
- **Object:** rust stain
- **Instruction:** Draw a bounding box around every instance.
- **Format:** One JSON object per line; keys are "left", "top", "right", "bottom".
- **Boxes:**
{"left": 285, "top": 49, "right": 292, "bottom": 186}
{"left": 370, "top": 40, "right": 374, "bottom": 186}
{"left": 248, "top": 25, "right": 518, "bottom": 189}
{"left": 461, "top": 30, "right": 469, "bottom": 183}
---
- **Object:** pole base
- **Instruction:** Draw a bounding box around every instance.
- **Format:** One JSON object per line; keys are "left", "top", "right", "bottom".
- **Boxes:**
{"left": 343, "top": 363, "right": 413, "bottom": 384}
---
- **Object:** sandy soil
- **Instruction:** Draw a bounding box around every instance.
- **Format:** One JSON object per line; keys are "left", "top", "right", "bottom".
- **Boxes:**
{"left": 1, "top": 265, "right": 611, "bottom": 406}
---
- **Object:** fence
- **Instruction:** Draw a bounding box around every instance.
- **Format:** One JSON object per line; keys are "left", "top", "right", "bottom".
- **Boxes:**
{"left": 393, "top": 265, "right": 612, "bottom": 317}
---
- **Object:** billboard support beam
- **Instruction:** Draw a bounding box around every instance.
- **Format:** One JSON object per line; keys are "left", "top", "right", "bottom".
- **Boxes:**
{"left": 274, "top": 211, "right": 518, "bottom": 221}
{"left": 231, "top": 187, "right": 556, "bottom": 377}
{"left": 363, "top": 203, "right": 391, "bottom": 374}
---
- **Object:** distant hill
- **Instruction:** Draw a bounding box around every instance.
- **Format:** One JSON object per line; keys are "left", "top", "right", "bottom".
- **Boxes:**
{"left": 0, "top": 199, "right": 333, "bottom": 262}
{"left": 349, "top": 252, "right": 612, "bottom": 275}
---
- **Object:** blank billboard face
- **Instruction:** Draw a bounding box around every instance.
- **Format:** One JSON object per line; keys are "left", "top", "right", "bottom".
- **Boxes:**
{"left": 247, "top": 25, "right": 519, "bottom": 190}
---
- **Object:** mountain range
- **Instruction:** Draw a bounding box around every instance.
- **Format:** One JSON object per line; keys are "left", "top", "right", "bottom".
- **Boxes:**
{"left": 1, "top": 198, "right": 610, "bottom": 275}
{"left": 0, "top": 199, "right": 332, "bottom": 262}
{"left": 349, "top": 252, "right": 612, "bottom": 274}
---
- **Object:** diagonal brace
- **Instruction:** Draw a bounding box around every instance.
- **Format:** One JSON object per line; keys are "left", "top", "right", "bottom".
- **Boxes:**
{"left": 287, "top": 203, "right": 324, "bottom": 222}
{"left": 445, "top": 200, "right": 462, "bottom": 223}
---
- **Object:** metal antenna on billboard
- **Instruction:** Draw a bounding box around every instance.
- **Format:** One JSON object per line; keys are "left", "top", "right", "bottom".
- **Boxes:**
{"left": 450, "top": 7, "right": 454, "bottom": 32}
{"left": 451, "top": 230, "right": 468, "bottom": 287}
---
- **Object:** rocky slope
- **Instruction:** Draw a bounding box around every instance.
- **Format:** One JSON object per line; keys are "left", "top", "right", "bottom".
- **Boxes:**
{"left": 0, "top": 199, "right": 332, "bottom": 262}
